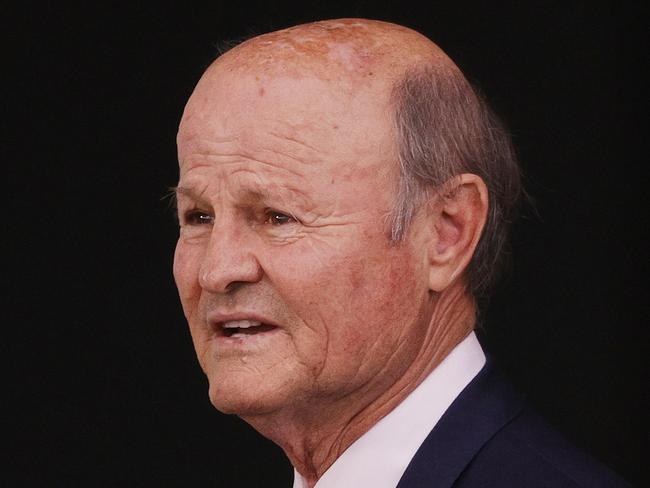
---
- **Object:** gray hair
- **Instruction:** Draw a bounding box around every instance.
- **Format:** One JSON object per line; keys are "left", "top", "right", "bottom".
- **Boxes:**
{"left": 391, "top": 65, "right": 522, "bottom": 301}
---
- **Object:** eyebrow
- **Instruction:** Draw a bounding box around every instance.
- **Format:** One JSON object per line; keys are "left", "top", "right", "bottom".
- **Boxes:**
{"left": 173, "top": 185, "right": 212, "bottom": 207}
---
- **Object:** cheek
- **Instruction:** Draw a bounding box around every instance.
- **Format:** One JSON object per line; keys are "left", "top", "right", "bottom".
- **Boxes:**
{"left": 263, "top": 236, "right": 424, "bottom": 373}
{"left": 174, "top": 240, "right": 213, "bottom": 369}
{"left": 343, "top": 251, "right": 422, "bottom": 341}
{"left": 173, "top": 240, "right": 203, "bottom": 311}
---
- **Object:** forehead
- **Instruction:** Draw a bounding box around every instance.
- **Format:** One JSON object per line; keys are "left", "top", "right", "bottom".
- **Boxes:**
{"left": 177, "top": 66, "right": 396, "bottom": 179}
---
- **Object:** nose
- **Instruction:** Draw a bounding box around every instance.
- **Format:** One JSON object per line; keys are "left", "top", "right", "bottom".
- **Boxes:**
{"left": 198, "top": 222, "right": 263, "bottom": 293}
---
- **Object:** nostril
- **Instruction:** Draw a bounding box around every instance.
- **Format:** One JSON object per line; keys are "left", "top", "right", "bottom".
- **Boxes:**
{"left": 224, "top": 281, "right": 249, "bottom": 294}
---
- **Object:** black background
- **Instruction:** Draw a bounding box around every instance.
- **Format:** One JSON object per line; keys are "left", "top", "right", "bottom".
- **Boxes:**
{"left": 5, "top": 1, "right": 647, "bottom": 486}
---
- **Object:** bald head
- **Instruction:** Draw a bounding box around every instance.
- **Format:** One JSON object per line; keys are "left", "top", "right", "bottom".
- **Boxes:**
{"left": 210, "top": 19, "right": 458, "bottom": 87}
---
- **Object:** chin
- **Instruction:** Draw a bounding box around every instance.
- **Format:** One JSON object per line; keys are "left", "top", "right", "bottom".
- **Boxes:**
{"left": 209, "top": 394, "right": 269, "bottom": 416}
{"left": 207, "top": 377, "right": 290, "bottom": 417}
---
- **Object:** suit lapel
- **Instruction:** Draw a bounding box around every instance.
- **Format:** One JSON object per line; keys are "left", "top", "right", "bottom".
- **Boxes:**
{"left": 396, "top": 358, "right": 525, "bottom": 488}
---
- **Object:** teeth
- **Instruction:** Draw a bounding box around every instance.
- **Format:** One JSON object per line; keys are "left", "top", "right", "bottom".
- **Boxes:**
{"left": 222, "top": 320, "right": 262, "bottom": 329}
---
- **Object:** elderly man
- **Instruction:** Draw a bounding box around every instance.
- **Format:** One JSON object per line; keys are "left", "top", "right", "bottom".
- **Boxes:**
{"left": 173, "top": 19, "right": 627, "bottom": 488}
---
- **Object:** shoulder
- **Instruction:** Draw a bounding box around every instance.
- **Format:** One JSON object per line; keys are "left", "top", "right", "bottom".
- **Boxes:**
{"left": 455, "top": 406, "right": 631, "bottom": 488}
{"left": 397, "top": 357, "right": 631, "bottom": 488}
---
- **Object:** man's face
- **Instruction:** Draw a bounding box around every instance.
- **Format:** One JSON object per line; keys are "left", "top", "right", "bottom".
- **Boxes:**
{"left": 174, "top": 65, "right": 433, "bottom": 417}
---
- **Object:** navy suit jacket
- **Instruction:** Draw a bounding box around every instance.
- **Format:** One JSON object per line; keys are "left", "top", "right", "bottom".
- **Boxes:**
{"left": 396, "top": 358, "right": 631, "bottom": 487}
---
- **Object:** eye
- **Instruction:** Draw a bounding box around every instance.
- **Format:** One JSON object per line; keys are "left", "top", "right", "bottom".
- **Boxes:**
{"left": 183, "top": 210, "right": 213, "bottom": 225}
{"left": 265, "top": 209, "right": 296, "bottom": 226}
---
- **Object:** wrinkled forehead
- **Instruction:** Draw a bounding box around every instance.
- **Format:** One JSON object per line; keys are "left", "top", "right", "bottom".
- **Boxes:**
{"left": 176, "top": 65, "right": 400, "bottom": 215}
{"left": 177, "top": 69, "right": 394, "bottom": 162}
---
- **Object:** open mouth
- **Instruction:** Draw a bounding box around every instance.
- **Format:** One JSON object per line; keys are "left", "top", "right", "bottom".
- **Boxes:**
{"left": 220, "top": 319, "right": 277, "bottom": 338}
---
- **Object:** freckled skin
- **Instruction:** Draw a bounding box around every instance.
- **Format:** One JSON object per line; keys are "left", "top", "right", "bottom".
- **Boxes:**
{"left": 218, "top": 19, "right": 451, "bottom": 84}
{"left": 174, "top": 19, "right": 485, "bottom": 486}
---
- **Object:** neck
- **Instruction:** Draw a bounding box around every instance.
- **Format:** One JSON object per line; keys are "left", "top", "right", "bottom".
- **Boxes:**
{"left": 242, "top": 284, "right": 476, "bottom": 487}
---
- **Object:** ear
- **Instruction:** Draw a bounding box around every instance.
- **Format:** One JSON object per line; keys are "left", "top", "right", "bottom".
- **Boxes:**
{"left": 425, "top": 174, "right": 488, "bottom": 292}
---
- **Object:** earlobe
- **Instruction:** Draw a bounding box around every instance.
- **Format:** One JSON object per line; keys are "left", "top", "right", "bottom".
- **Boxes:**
{"left": 427, "top": 174, "right": 488, "bottom": 292}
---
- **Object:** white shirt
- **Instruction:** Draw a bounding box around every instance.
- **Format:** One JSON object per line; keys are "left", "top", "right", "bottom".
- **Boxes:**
{"left": 292, "top": 332, "right": 486, "bottom": 488}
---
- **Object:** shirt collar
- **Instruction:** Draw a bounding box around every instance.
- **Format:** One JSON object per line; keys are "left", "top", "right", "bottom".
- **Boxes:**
{"left": 292, "top": 331, "right": 486, "bottom": 488}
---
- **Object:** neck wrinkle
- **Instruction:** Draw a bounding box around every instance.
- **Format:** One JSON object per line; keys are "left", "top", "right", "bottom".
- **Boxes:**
{"left": 244, "top": 283, "right": 475, "bottom": 486}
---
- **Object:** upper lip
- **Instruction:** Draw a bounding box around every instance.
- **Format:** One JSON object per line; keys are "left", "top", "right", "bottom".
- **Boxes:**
{"left": 207, "top": 311, "right": 280, "bottom": 334}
